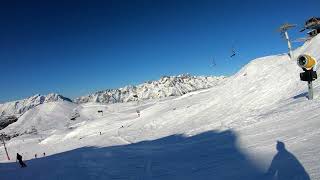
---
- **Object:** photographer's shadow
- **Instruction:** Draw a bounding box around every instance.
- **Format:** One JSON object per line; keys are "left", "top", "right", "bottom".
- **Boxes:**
{"left": 265, "top": 141, "right": 310, "bottom": 180}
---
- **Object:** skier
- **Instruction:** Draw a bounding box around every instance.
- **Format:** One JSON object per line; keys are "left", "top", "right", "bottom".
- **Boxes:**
{"left": 99, "top": 132, "right": 102, "bottom": 135}
{"left": 16, "top": 153, "right": 27, "bottom": 168}
{"left": 43, "top": 152, "right": 46, "bottom": 157}
{"left": 34, "top": 154, "right": 37, "bottom": 158}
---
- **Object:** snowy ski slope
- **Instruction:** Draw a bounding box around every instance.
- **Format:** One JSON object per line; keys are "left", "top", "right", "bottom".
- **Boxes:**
{"left": 1, "top": 35, "right": 320, "bottom": 180}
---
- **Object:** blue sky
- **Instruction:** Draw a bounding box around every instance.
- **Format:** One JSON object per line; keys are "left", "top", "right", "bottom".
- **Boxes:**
{"left": 0, "top": 0, "right": 319, "bottom": 102}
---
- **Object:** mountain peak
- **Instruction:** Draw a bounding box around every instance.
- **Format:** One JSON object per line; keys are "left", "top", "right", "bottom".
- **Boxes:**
{"left": 0, "top": 93, "right": 71, "bottom": 117}
{"left": 74, "top": 74, "right": 225, "bottom": 104}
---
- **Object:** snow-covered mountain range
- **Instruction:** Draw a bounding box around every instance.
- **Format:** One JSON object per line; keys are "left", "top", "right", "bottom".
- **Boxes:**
{"left": 0, "top": 75, "right": 224, "bottom": 130}
{"left": 0, "top": 94, "right": 71, "bottom": 130}
{"left": 74, "top": 74, "right": 225, "bottom": 104}
{"left": 0, "top": 93, "right": 71, "bottom": 117}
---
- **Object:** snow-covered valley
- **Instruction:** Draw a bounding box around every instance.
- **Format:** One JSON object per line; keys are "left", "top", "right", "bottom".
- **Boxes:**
{"left": 1, "top": 35, "right": 320, "bottom": 180}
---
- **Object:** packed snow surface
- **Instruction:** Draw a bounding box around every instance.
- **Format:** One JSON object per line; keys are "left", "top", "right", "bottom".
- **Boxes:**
{"left": 1, "top": 35, "right": 320, "bottom": 180}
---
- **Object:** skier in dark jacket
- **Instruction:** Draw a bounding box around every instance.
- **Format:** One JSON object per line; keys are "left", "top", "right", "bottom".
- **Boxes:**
{"left": 16, "top": 153, "right": 27, "bottom": 168}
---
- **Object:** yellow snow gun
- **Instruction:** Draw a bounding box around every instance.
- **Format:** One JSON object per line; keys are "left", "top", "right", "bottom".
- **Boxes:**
{"left": 297, "top": 54, "right": 317, "bottom": 70}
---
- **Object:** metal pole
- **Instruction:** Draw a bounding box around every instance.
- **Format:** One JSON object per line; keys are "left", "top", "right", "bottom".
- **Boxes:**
{"left": 284, "top": 31, "right": 293, "bottom": 60}
{"left": 1, "top": 135, "right": 10, "bottom": 160}
{"left": 308, "top": 81, "right": 314, "bottom": 100}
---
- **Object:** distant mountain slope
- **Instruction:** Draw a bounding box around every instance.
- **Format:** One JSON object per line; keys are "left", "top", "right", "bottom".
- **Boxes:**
{"left": 1, "top": 101, "right": 77, "bottom": 137}
{"left": 0, "top": 94, "right": 72, "bottom": 130}
{"left": 74, "top": 74, "right": 225, "bottom": 104}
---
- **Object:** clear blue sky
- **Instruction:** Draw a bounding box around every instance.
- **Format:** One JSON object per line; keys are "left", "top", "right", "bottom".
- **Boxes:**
{"left": 0, "top": 0, "right": 319, "bottom": 102}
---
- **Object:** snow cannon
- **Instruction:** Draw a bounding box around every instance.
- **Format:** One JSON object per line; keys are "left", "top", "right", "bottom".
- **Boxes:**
{"left": 297, "top": 54, "right": 317, "bottom": 70}
{"left": 297, "top": 54, "right": 318, "bottom": 100}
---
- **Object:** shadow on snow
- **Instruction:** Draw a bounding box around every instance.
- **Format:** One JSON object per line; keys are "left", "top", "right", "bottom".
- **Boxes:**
{"left": 293, "top": 92, "right": 308, "bottom": 99}
{"left": 0, "top": 130, "right": 310, "bottom": 180}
